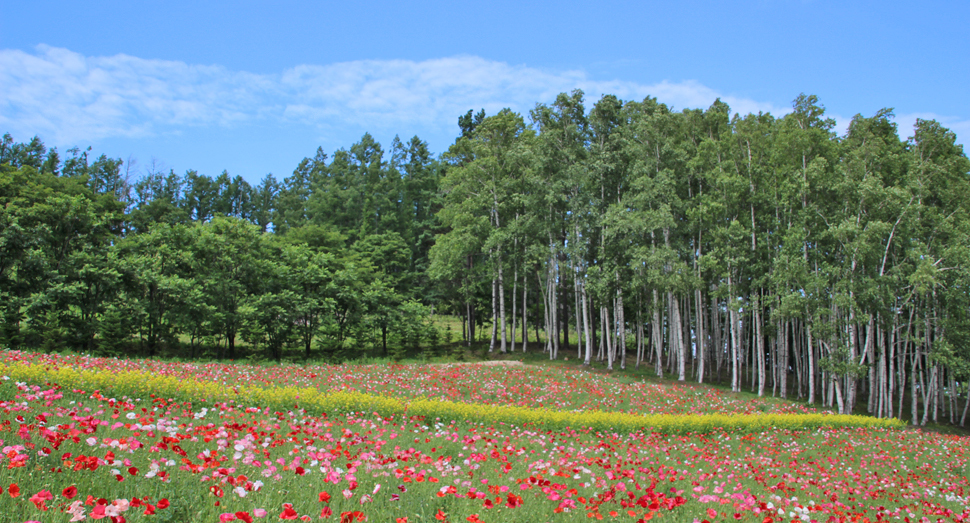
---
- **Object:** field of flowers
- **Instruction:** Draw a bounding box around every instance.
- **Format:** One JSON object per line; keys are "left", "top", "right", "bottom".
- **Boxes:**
{"left": 1, "top": 350, "right": 968, "bottom": 523}
{"left": 0, "top": 351, "right": 821, "bottom": 416}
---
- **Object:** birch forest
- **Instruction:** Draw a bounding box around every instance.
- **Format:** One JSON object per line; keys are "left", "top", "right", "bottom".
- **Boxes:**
{"left": 431, "top": 92, "right": 970, "bottom": 424}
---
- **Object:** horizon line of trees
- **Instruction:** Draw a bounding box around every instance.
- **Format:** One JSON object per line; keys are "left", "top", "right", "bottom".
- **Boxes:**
{"left": 2, "top": 91, "right": 970, "bottom": 425}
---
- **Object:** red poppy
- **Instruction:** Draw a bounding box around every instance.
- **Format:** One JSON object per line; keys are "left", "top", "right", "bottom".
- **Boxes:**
{"left": 235, "top": 512, "right": 253, "bottom": 523}
{"left": 62, "top": 485, "right": 78, "bottom": 499}
{"left": 339, "top": 511, "right": 366, "bottom": 523}
{"left": 435, "top": 509, "right": 447, "bottom": 521}
{"left": 8, "top": 483, "right": 21, "bottom": 498}
{"left": 158, "top": 499, "right": 170, "bottom": 509}
{"left": 320, "top": 507, "right": 333, "bottom": 519}
{"left": 280, "top": 503, "right": 298, "bottom": 520}
{"left": 319, "top": 491, "right": 331, "bottom": 503}
{"left": 29, "top": 489, "right": 53, "bottom": 510}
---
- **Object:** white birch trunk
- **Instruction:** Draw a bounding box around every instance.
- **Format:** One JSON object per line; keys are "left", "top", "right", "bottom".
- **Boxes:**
{"left": 489, "top": 278, "right": 497, "bottom": 352}
{"left": 582, "top": 280, "right": 592, "bottom": 365}
{"left": 652, "top": 290, "right": 663, "bottom": 378}
{"left": 696, "top": 288, "right": 705, "bottom": 384}
{"left": 511, "top": 264, "right": 517, "bottom": 352}
{"left": 498, "top": 253, "right": 507, "bottom": 353}
{"left": 616, "top": 274, "right": 626, "bottom": 370}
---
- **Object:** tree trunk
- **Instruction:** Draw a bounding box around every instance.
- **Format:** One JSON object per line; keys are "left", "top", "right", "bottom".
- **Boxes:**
{"left": 490, "top": 278, "right": 497, "bottom": 352}
{"left": 604, "top": 305, "right": 614, "bottom": 370}
{"left": 696, "top": 288, "right": 705, "bottom": 384}
{"left": 575, "top": 273, "right": 583, "bottom": 359}
{"left": 911, "top": 324, "right": 921, "bottom": 424}
{"left": 780, "top": 319, "right": 789, "bottom": 399}
{"left": 616, "top": 274, "right": 626, "bottom": 370}
{"left": 652, "top": 289, "right": 663, "bottom": 378}
{"left": 582, "top": 280, "right": 592, "bottom": 365}
{"left": 636, "top": 304, "right": 644, "bottom": 369}
{"left": 728, "top": 272, "right": 740, "bottom": 392}
{"left": 833, "top": 376, "right": 845, "bottom": 414}
{"left": 713, "top": 296, "right": 723, "bottom": 383}
{"left": 754, "top": 292, "right": 765, "bottom": 397}
{"left": 961, "top": 381, "right": 970, "bottom": 427}
{"left": 522, "top": 271, "right": 528, "bottom": 352}
{"left": 847, "top": 302, "right": 858, "bottom": 413}
{"left": 539, "top": 271, "right": 551, "bottom": 355}
{"left": 671, "top": 292, "right": 685, "bottom": 381}
{"left": 807, "top": 322, "right": 815, "bottom": 404}
{"left": 511, "top": 263, "right": 518, "bottom": 352}
{"left": 498, "top": 254, "right": 507, "bottom": 353}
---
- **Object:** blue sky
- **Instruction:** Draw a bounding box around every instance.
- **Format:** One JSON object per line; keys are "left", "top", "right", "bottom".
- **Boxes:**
{"left": 1, "top": 0, "right": 967, "bottom": 185}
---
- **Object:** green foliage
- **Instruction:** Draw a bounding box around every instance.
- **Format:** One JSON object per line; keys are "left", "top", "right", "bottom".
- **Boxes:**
{"left": 819, "top": 344, "right": 868, "bottom": 379}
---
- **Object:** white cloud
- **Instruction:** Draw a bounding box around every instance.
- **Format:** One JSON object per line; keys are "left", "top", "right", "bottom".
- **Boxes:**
{"left": 0, "top": 45, "right": 277, "bottom": 144}
{"left": 826, "top": 111, "right": 970, "bottom": 145}
{"left": 893, "top": 112, "right": 970, "bottom": 144}
{"left": 1, "top": 45, "right": 964, "bottom": 150}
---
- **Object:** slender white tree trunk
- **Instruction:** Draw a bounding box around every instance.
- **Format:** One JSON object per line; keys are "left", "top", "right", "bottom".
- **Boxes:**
{"left": 672, "top": 292, "right": 685, "bottom": 381}
{"left": 604, "top": 305, "right": 614, "bottom": 370}
{"left": 489, "top": 278, "right": 497, "bottom": 352}
{"left": 807, "top": 323, "right": 815, "bottom": 404}
{"left": 833, "top": 376, "right": 845, "bottom": 414}
{"left": 582, "top": 280, "right": 592, "bottom": 365}
{"left": 636, "top": 306, "right": 644, "bottom": 368}
{"left": 616, "top": 273, "right": 626, "bottom": 370}
{"left": 539, "top": 271, "right": 551, "bottom": 355}
{"left": 754, "top": 293, "right": 765, "bottom": 397}
{"left": 696, "top": 288, "right": 705, "bottom": 384}
{"left": 652, "top": 290, "right": 663, "bottom": 378}
{"left": 728, "top": 272, "right": 740, "bottom": 392}
{"left": 550, "top": 255, "right": 559, "bottom": 360}
{"left": 511, "top": 264, "right": 517, "bottom": 352}
{"left": 498, "top": 253, "right": 507, "bottom": 353}
{"left": 521, "top": 271, "right": 528, "bottom": 352}
{"left": 574, "top": 270, "right": 582, "bottom": 359}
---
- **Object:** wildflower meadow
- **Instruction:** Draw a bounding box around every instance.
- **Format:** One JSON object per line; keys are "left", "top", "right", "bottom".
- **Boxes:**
{"left": 0, "top": 350, "right": 967, "bottom": 523}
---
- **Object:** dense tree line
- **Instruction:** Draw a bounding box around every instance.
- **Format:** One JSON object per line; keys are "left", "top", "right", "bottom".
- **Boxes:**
{"left": 430, "top": 93, "right": 970, "bottom": 425}
{"left": 0, "top": 132, "right": 441, "bottom": 363}
{"left": 2, "top": 91, "right": 969, "bottom": 425}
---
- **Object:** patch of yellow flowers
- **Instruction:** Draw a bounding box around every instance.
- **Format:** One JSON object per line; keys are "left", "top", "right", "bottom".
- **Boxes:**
{"left": 2, "top": 361, "right": 905, "bottom": 433}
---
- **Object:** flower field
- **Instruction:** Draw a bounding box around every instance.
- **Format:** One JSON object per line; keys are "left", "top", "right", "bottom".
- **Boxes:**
{"left": 0, "top": 351, "right": 967, "bottom": 523}
{"left": 0, "top": 351, "right": 821, "bottom": 415}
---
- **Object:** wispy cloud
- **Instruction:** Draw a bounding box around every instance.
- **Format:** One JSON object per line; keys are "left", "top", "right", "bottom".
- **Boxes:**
{"left": 275, "top": 57, "right": 787, "bottom": 133}
{"left": 825, "top": 111, "right": 970, "bottom": 146}
{"left": 893, "top": 112, "right": 970, "bottom": 144}
{"left": 2, "top": 45, "right": 964, "bottom": 150}
{"left": 0, "top": 45, "right": 275, "bottom": 143}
